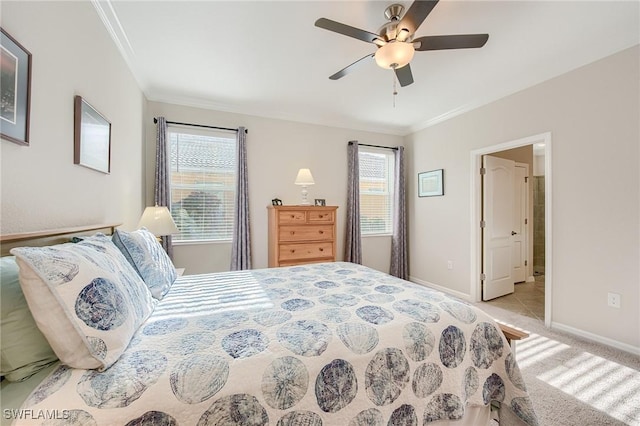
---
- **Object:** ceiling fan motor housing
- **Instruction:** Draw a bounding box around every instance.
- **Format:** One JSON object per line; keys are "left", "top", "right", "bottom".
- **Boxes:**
{"left": 379, "top": 4, "right": 408, "bottom": 42}
{"left": 384, "top": 4, "right": 405, "bottom": 21}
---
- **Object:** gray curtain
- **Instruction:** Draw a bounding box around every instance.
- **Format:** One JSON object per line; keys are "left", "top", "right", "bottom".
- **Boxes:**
{"left": 390, "top": 146, "right": 408, "bottom": 279}
{"left": 230, "top": 127, "right": 252, "bottom": 270}
{"left": 345, "top": 141, "right": 362, "bottom": 264}
{"left": 154, "top": 117, "right": 173, "bottom": 258}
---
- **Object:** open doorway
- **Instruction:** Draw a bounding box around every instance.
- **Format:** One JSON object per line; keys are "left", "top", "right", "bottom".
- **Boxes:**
{"left": 470, "top": 132, "right": 552, "bottom": 327}
{"left": 482, "top": 150, "right": 543, "bottom": 319}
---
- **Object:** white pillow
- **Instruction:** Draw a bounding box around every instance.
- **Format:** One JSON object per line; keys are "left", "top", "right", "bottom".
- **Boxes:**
{"left": 10, "top": 234, "right": 156, "bottom": 370}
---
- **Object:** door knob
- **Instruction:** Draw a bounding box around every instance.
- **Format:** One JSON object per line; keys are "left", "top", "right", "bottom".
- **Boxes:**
{"left": 511, "top": 231, "right": 517, "bottom": 235}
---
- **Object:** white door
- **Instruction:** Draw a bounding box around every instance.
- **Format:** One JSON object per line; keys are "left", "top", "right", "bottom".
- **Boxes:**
{"left": 512, "top": 164, "right": 528, "bottom": 283}
{"left": 482, "top": 155, "right": 515, "bottom": 300}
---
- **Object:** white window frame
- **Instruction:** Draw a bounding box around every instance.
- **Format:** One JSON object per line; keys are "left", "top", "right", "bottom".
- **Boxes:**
{"left": 168, "top": 126, "right": 237, "bottom": 244}
{"left": 358, "top": 147, "right": 395, "bottom": 237}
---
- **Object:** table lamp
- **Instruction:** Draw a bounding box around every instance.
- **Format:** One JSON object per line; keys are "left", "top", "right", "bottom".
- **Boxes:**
{"left": 294, "top": 168, "right": 315, "bottom": 205}
{"left": 138, "top": 205, "right": 179, "bottom": 241}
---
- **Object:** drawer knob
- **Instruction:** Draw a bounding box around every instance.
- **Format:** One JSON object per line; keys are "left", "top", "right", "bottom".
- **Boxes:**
{"left": 319, "top": 215, "right": 324, "bottom": 218}
{"left": 319, "top": 230, "right": 324, "bottom": 234}
{"left": 291, "top": 215, "right": 295, "bottom": 218}
{"left": 319, "top": 248, "right": 324, "bottom": 252}
{"left": 290, "top": 231, "right": 295, "bottom": 235}
{"left": 290, "top": 249, "right": 295, "bottom": 253}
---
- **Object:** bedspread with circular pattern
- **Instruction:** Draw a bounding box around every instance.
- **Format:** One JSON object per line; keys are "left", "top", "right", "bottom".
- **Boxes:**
{"left": 19, "top": 262, "right": 538, "bottom": 426}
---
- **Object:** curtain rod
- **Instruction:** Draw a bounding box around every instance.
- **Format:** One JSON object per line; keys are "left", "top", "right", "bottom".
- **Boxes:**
{"left": 153, "top": 118, "right": 247, "bottom": 134}
{"left": 349, "top": 141, "right": 398, "bottom": 151}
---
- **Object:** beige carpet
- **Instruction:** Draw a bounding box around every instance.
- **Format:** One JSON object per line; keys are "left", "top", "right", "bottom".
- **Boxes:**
{"left": 476, "top": 302, "right": 640, "bottom": 426}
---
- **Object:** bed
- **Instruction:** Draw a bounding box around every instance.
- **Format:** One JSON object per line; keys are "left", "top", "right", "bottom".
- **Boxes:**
{"left": 0, "top": 225, "right": 538, "bottom": 426}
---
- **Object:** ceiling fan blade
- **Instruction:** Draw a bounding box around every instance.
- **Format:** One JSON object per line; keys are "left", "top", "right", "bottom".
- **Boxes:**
{"left": 329, "top": 53, "right": 375, "bottom": 80}
{"left": 394, "top": 64, "right": 414, "bottom": 87}
{"left": 414, "top": 34, "right": 489, "bottom": 51}
{"left": 397, "top": 0, "right": 439, "bottom": 36}
{"left": 315, "top": 18, "right": 383, "bottom": 44}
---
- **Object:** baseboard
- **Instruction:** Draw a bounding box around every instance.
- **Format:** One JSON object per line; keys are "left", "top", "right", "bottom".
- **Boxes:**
{"left": 551, "top": 321, "right": 640, "bottom": 356}
{"left": 409, "top": 276, "right": 472, "bottom": 302}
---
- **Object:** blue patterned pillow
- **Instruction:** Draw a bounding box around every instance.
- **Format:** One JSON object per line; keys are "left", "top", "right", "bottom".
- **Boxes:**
{"left": 10, "top": 234, "right": 156, "bottom": 370}
{"left": 112, "top": 228, "right": 177, "bottom": 299}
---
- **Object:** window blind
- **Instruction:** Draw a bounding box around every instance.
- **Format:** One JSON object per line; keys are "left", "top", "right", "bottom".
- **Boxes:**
{"left": 359, "top": 149, "right": 394, "bottom": 235}
{"left": 169, "top": 129, "right": 236, "bottom": 242}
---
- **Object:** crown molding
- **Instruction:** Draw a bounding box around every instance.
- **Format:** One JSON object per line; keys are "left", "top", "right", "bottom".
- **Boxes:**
{"left": 91, "top": 0, "right": 146, "bottom": 91}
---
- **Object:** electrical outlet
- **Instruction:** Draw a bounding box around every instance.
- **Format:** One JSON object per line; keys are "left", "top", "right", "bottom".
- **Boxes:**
{"left": 447, "top": 261, "right": 453, "bottom": 270}
{"left": 607, "top": 292, "right": 621, "bottom": 308}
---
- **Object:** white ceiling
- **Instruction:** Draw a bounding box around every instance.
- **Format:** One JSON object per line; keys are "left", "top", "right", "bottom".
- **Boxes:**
{"left": 96, "top": 0, "right": 640, "bottom": 135}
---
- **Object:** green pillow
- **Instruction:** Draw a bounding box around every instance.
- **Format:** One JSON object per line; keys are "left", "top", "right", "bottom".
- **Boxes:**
{"left": 1, "top": 256, "right": 58, "bottom": 381}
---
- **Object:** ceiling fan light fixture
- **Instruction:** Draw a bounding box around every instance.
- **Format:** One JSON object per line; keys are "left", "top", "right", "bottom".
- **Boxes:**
{"left": 374, "top": 41, "right": 415, "bottom": 69}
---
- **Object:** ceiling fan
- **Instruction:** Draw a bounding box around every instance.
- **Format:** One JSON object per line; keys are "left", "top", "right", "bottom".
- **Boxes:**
{"left": 315, "top": 0, "right": 489, "bottom": 87}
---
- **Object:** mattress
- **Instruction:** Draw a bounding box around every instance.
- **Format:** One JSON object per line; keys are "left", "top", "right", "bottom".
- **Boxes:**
{"left": 7, "top": 262, "right": 537, "bottom": 425}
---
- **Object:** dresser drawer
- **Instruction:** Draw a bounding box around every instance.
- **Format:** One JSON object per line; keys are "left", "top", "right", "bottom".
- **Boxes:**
{"left": 308, "top": 210, "right": 334, "bottom": 223}
{"left": 279, "top": 242, "right": 334, "bottom": 261}
{"left": 278, "top": 210, "right": 306, "bottom": 224}
{"left": 279, "top": 225, "right": 333, "bottom": 242}
{"left": 279, "top": 259, "right": 328, "bottom": 267}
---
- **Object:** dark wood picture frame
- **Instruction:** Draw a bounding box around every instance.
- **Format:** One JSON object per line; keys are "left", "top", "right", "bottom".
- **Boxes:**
{"left": 0, "top": 28, "right": 32, "bottom": 146}
{"left": 74, "top": 95, "right": 111, "bottom": 174}
{"left": 418, "top": 169, "right": 444, "bottom": 197}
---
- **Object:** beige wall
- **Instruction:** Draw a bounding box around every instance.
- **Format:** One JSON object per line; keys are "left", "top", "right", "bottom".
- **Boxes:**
{"left": 407, "top": 46, "right": 639, "bottom": 352}
{"left": 0, "top": 1, "right": 146, "bottom": 233}
{"left": 144, "top": 101, "right": 403, "bottom": 274}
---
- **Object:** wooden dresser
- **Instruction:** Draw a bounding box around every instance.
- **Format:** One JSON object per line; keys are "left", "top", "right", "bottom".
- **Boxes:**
{"left": 267, "top": 205, "right": 338, "bottom": 267}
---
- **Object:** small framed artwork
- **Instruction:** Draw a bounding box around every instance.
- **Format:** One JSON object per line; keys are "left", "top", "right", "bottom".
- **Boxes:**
{"left": 74, "top": 95, "right": 111, "bottom": 174}
{"left": 314, "top": 199, "right": 326, "bottom": 206}
{"left": 418, "top": 169, "right": 444, "bottom": 197}
{"left": 271, "top": 198, "right": 282, "bottom": 206}
{"left": 0, "top": 28, "right": 32, "bottom": 146}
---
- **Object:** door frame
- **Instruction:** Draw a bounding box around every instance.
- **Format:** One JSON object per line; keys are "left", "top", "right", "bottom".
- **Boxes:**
{"left": 470, "top": 132, "right": 553, "bottom": 327}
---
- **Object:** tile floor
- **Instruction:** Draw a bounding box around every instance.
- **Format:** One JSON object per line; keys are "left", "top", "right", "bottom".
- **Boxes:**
{"left": 483, "top": 275, "right": 545, "bottom": 321}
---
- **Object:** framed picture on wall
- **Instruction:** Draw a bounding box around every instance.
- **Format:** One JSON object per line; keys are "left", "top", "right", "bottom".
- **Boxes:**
{"left": 0, "top": 28, "right": 32, "bottom": 146}
{"left": 74, "top": 95, "right": 111, "bottom": 174}
{"left": 418, "top": 169, "right": 444, "bottom": 197}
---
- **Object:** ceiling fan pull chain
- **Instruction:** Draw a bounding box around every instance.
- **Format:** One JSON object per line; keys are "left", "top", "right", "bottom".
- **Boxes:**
{"left": 393, "top": 68, "right": 398, "bottom": 108}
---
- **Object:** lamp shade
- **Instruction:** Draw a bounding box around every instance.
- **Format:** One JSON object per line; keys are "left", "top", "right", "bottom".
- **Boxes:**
{"left": 138, "top": 206, "right": 179, "bottom": 236}
{"left": 294, "top": 168, "right": 315, "bottom": 186}
{"left": 374, "top": 41, "right": 415, "bottom": 69}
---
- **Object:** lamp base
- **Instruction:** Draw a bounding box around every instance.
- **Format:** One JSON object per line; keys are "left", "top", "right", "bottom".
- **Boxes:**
{"left": 300, "top": 186, "right": 310, "bottom": 205}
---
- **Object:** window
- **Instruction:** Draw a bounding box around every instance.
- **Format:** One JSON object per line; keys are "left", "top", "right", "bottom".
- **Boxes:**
{"left": 359, "top": 148, "right": 395, "bottom": 235}
{"left": 168, "top": 127, "right": 236, "bottom": 242}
